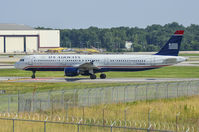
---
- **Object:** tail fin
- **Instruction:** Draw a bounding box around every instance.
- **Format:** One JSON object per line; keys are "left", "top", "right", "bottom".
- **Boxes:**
{"left": 155, "top": 30, "right": 184, "bottom": 56}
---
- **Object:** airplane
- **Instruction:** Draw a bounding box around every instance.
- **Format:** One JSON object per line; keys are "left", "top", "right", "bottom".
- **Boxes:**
{"left": 15, "top": 30, "right": 186, "bottom": 79}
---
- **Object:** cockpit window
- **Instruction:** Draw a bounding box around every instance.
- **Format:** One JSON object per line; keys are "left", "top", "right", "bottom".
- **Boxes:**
{"left": 20, "top": 59, "right": 24, "bottom": 61}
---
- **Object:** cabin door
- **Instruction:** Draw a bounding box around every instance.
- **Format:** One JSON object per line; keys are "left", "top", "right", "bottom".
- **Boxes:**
{"left": 28, "top": 57, "right": 34, "bottom": 65}
{"left": 104, "top": 58, "right": 109, "bottom": 65}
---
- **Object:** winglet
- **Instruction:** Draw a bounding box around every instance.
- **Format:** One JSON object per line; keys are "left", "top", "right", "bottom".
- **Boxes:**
{"left": 174, "top": 30, "right": 184, "bottom": 35}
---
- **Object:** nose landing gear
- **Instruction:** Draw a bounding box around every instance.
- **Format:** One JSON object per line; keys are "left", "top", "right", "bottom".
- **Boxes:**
{"left": 31, "top": 71, "right": 36, "bottom": 79}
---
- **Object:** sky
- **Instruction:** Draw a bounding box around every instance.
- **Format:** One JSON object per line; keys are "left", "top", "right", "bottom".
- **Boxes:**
{"left": 0, "top": 0, "right": 199, "bottom": 29}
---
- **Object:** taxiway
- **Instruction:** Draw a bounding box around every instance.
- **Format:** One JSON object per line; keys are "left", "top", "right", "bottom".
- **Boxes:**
{"left": 1, "top": 77, "right": 199, "bottom": 83}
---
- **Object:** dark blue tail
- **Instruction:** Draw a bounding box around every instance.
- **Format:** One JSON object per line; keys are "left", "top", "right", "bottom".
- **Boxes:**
{"left": 155, "top": 30, "right": 184, "bottom": 56}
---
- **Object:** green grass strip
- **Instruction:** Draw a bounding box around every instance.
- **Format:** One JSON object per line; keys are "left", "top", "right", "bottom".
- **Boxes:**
{"left": 0, "top": 66, "right": 199, "bottom": 78}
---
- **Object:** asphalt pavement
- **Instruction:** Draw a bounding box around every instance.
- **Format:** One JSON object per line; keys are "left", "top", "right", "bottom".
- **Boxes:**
{"left": 1, "top": 77, "right": 199, "bottom": 83}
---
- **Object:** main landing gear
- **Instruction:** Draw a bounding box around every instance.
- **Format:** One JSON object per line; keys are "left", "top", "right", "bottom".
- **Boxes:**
{"left": 89, "top": 73, "right": 106, "bottom": 79}
{"left": 31, "top": 71, "right": 36, "bottom": 79}
{"left": 100, "top": 73, "right": 106, "bottom": 79}
{"left": 90, "top": 74, "right": 97, "bottom": 79}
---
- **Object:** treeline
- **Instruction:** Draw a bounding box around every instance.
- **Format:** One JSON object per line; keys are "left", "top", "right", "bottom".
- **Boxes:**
{"left": 37, "top": 22, "right": 199, "bottom": 52}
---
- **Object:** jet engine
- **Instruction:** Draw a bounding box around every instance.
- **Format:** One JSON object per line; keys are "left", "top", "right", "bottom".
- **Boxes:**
{"left": 64, "top": 67, "right": 79, "bottom": 76}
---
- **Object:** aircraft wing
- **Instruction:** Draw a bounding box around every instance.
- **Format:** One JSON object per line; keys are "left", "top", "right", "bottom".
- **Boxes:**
{"left": 77, "top": 61, "right": 99, "bottom": 71}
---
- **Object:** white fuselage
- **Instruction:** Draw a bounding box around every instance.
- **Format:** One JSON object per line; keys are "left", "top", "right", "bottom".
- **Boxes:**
{"left": 15, "top": 54, "right": 186, "bottom": 72}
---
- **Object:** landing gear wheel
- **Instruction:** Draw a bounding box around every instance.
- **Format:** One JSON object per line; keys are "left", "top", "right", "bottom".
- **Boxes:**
{"left": 90, "top": 74, "right": 97, "bottom": 79}
{"left": 31, "top": 75, "right": 35, "bottom": 79}
{"left": 31, "top": 71, "right": 36, "bottom": 79}
{"left": 100, "top": 74, "right": 106, "bottom": 79}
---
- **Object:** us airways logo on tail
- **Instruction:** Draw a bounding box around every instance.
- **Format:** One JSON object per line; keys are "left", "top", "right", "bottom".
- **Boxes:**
{"left": 169, "top": 43, "right": 178, "bottom": 49}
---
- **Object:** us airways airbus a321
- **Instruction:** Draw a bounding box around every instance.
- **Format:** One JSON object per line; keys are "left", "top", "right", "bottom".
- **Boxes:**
{"left": 15, "top": 30, "right": 186, "bottom": 79}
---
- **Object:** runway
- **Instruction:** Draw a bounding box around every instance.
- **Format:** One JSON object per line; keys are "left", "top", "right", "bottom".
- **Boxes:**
{"left": 1, "top": 77, "right": 199, "bottom": 83}
{"left": 0, "top": 64, "right": 14, "bottom": 69}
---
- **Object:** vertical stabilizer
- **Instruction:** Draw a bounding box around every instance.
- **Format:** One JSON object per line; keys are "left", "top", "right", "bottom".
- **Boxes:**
{"left": 155, "top": 30, "right": 184, "bottom": 56}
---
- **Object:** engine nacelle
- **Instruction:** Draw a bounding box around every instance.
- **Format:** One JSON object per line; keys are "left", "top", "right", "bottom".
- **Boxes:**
{"left": 64, "top": 67, "right": 79, "bottom": 77}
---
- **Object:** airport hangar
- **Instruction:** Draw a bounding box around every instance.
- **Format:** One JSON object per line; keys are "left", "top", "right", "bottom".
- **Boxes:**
{"left": 0, "top": 24, "right": 60, "bottom": 53}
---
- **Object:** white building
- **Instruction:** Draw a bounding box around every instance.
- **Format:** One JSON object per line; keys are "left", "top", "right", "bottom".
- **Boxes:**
{"left": 0, "top": 24, "right": 60, "bottom": 53}
{"left": 125, "top": 41, "right": 133, "bottom": 50}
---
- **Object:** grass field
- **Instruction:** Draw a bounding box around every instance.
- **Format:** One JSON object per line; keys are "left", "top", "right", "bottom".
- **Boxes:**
{"left": 0, "top": 82, "right": 138, "bottom": 94}
{"left": 1, "top": 95, "right": 199, "bottom": 131}
{"left": 0, "top": 64, "right": 199, "bottom": 131}
{"left": 179, "top": 53, "right": 199, "bottom": 56}
{"left": 0, "top": 66, "right": 199, "bottom": 78}
{"left": 64, "top": 95, "right": 199, "bottom": 126}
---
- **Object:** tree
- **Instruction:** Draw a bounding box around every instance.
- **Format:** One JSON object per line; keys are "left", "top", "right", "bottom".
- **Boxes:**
{"left": 146, "top": 45, "right": 159, "bottom": 52}
{"left": 133, "top": 43, "right": 142, "bottom": 52}
{"left": 58, "top": 22, "right": 199, "bottom": 52}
